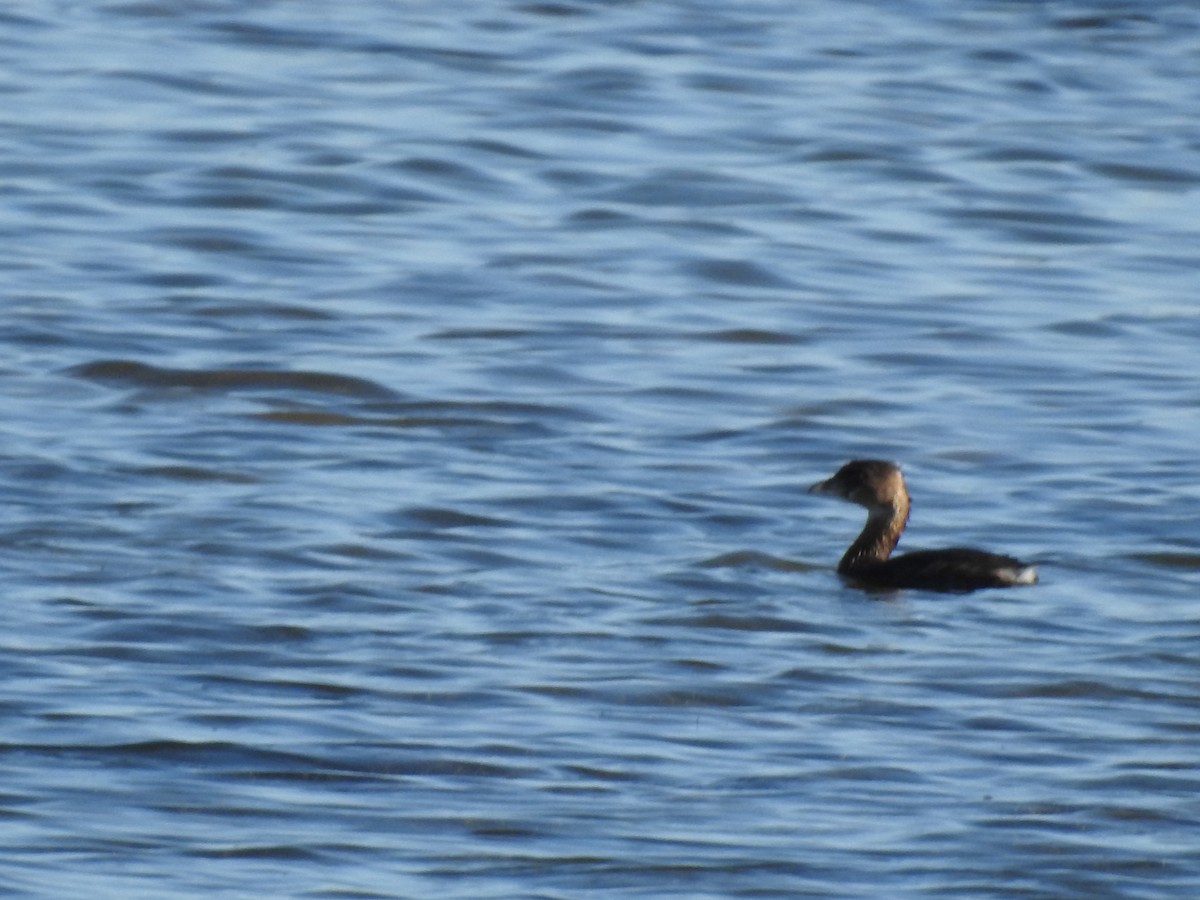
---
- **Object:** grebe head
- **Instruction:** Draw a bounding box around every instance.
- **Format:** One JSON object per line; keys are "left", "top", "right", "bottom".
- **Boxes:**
{"left": 808, "top": 459, "right": 907, "bottom": 513}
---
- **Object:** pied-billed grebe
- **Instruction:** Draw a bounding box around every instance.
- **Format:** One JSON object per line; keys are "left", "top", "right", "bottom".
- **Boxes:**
{"left": 809, "top": 459, "right": 1037, "bottom": 593}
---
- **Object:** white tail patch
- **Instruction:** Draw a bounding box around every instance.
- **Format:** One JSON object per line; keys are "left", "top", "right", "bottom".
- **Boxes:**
{"left": 998, "top": 565, "right": 1038, "bottom": 585}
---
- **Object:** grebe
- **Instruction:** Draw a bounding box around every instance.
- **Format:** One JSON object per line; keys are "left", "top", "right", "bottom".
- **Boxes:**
{"left": 808, "top": 459, "right": 1037, "bottom": 593}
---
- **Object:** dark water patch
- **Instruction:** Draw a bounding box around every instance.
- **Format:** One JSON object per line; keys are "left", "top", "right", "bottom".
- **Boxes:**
{"left": 1128, "top": 552, "right": 1200, "bottom": 570}
{"left": 106, "top": 69, "right": 255, "bottom": 99}
{"left": 464, "top": 819, "right": 545, "bottom": 839}
{"left": 70, "top": 360, "right": 398, "bottom": 400}
{"left": 820, "top": 764, "right": 924, "bottom": 784}
{"left": 1003, "top": 679, "right": 1171, "bottom": 701}
{"left": 863, "top": 349, "right": 967, "bottom": 369}
{"left": 542, "top": 165, "right": 620, "bottom": 190}
{"left": 632, "top": 383, "right": 751, "bottom": 406}
{"left": 500, "top": 111, "right": 639, "bottom": 135}
{"left": 671, "top": 658, "right": 726, "bottom": 672}
{"left": 12, "top": 739, "right": 535, "bottom": 787}
{"left": 381, "top": 757, "right": 533, "bottom": 779}
{"left": 698, "top": 550, "right": 820, "bottom": 572}
{"left": 1099, "top": 804, "right": 1196, "bottom": 824}
{"left": 134, "top": 464, "right": 259, "bottom": 484}
{"left": 190, "top": 845, "right": 325, "bottom": 861}
{"left": 484, "top": 491, "right": 621, "bottom": 517}
{"left": 561, "top": 763, "right": 642, "bottom": 783}
{"left": 619, "top": 688, "right": 754, "bottom": 709}
{"left": 644, "top": 613, "right": 821, "bottom": 634}
{"left": 206, "top": 19, "right": 336, "bottom": 51}
{"left": 427, "top": 326, "right": 538, "bottom": 341}
{"left": 42, "top": 642, "right": 178, "bottom": 664}
{"left": 1088, "top": 162, "right": 1200, "bottom": 186}
{"left": 195, "top": 164, "right": 437, "bottom": 202}
{"left": 136, "top": 271, "right": 225, "bottom": 289}
{"left": 686, "top": 72, "right": 789, "bottom": 96}
{"left": 811, "top": 641, "right": 892, "bottom": 657}
{"left": 190, "top": 192, "right": 275, "bottom": 210}
{"left": 0, "top": 740, "right": 333, "bottom": 771}
{"left": 75, "top": 618, "right": 313, "bottom": 651}
{"left": 1073, "top": 771, "right": 1200, "bottom": 795}
{"left": 446, "top": 545, "right": 535, "bottom": 570}
{"left": 316, "top": 542, "right": 407, "bottom": 562}
{"left": 1054, "top": 12, "right": 1155, "bottom": 31}
{"left": 564, "top": 205, "right": 641, "bottom": 227}
{"left": 292, "top": 195, "right": 441, "bottom": 215}
{"left": 297, "top": 150, "right": 362, "bottom": 168}
{"left": 389, "top": 156, "right": 511, "bottom": 193}
{"left": 516, "top": 2, "right": 592, "bottom": 17}
{"left": 458, "top": 137, "right": 547, "bottom": 160}
{"left": 968, "top": 48, "right": 1033, "bottom": 65}
{"left": 244, "top": 624, "right": 314, "bottom": 643}
{"left": 964, "top": 715, "right": 1054, "bottom": 734}
{"left": 476, "top": 361, "right": 606, "bottom": 389}
{"left": 396, "top": 507, "right": 514, "bottom": 530}
{"left": 155, "top": 127, "right": 262, "bottom": 146}
{"left": 142, "top": 226, "right": 315, "bottom": 264}
{"left": 820, "top": 697, "right": 938, "bottom": 722}
{"left": 251, "top": 409, "right": 493, "bottom": 430}
{"left": 938, "top": 206, "right": 1118, "bottom": 244}
{"left": 486, "top": 251, "right": 593, "bottom": 271}
{"left": 194, "top": 302, "right": 335, "bottom": 321}
{"left": 778, "top": 666, "right": 865, "bottom": 689}
{"left": 483, "top": 628, "right": 616, "bottom": 649}
{"left": 687, "top": 258, "right": 794, "bottom": 288}
{"left": 597, "top": 168, "right": 784, "bottom": 207}
{"left": 1046, "top": 316, "right": 1128, "bottom": 338}
{"left": 46, "top": 596, "right": 130, "bottom": 622}
{"left": 552, "top": 65, "right": 648, "bottom": 97}
{"left": 968, "top": 143, "right": 1075, "bottom": 164}
{"left": 800, "top": 141, "right": 910, "bottom": 165}
{"left": 199, "top": 675, "right": 366, "bottom": 701}
{"left": 0, "top": 321, "right": 72, "bottom": 348}
{"left": 352, "top": 41, "right": 514, "bottom": 75}
{"left": 0, "top": 9, "right": 43, "bottom": 28}
{"left": 856, "top": 226, "right": 934, "bottom": 246}
{"left": 532, "top": 66, "right": 651, "bottom": 115}
{"left": 519, "top": 683, "right": 590, "bottom": 699}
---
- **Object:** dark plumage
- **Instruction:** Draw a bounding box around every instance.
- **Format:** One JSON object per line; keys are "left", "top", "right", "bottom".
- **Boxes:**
{"left": 808, "top": 459, "right": 1037, "bottom": 593}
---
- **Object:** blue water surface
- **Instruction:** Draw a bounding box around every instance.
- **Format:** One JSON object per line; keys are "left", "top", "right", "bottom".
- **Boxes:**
{"left": 2, "top": 1, "right": 1200, "bottom": 897}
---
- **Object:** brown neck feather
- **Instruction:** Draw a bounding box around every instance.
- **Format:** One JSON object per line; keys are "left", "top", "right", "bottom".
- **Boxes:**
{"left": 837, "top": 494, "right": 910, "bottom": 574}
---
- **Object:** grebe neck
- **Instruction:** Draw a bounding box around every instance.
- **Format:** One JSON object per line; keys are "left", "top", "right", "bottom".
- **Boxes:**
{"left": 837, "top": 495, "right": 910, "bottom": 574}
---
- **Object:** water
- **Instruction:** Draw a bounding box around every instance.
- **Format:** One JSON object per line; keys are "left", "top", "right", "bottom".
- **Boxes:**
{"left": 3, "top": 1, "right": 1200, "bottom": 897}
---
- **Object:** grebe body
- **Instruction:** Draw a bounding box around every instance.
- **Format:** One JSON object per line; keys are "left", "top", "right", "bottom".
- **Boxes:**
{"left": 809, "top": 460, "right": 1037, "bottom": 593}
